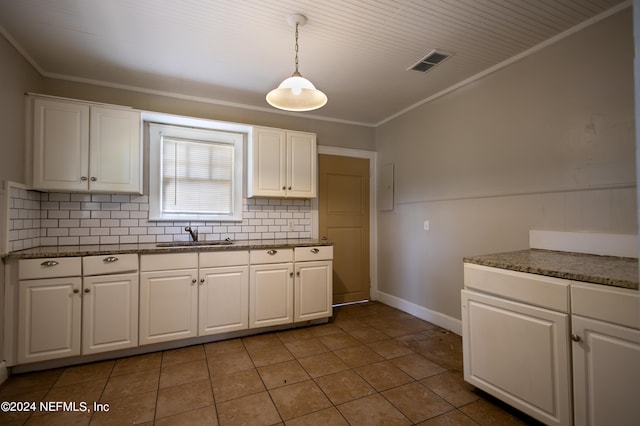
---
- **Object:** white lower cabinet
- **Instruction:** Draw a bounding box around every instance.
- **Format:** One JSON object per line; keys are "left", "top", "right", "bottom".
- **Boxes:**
{"left": 249, "top": 249, "right": 294, "bottom": 328}
{"left": 13, "top": 245, "right": 332, "bottom": 366}
{"left": 18, "top": 257, "right": 83, "bottom": 364}
{"left": 18, "top": 276, "right": 82, "bottom": 364}
{"left": 462, "top": 264, "right": 572, "bottom": 426}
{"left": 140, "top": 251, "right": 251, "bottom": 344}
{"left": 571, "top": 282, "right": 640, "bottom": 426}
{"left": 82, "top": 254, "right": 139, "bottom": 355}
{"left": 139, "top": 253, "right": 198, "bottom": 345}
{"left": 294, "top": 246, "right": 333, "bottom": 322}
{"left": 198, "top": 251, "right": 249, "bottom": 335}
{"left": 82, "top": 272, "right": 138, "bottom": 355}
{"left": 17, "top": 254, "right": 139, "bottom": 363}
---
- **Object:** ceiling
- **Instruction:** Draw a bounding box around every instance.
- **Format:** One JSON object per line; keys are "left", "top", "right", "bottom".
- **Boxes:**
{"left": 0, "top": 0, "right": 629, "bottom": 126}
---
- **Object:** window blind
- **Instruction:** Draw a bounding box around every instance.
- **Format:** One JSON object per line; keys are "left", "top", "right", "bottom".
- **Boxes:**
{"left": 162, "top": 137, "right": 234, "bottom": 215}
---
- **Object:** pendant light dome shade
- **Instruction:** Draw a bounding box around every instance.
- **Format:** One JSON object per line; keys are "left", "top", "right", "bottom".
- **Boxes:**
{"left": 266, "top": 14, "right": 327, "bottom": 112}
{"left": 266, "top": 73, "right": 328, "bottom": 111}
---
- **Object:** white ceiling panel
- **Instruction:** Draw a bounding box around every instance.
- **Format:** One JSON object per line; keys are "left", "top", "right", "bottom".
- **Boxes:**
{"left": 0, "top": 0, "right": 629, "bottom": 125}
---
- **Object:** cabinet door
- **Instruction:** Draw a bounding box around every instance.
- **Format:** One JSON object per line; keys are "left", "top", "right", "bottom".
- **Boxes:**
{"left": 248, "top": 127, "right": 287, "bottom": 197}
{"left": 32, "top": 98, "right": 89, "bottom": 191}
{"left": 82, "top": 272, "right": 139, "bottom": 355}
{"left": 295, "top": 260, "right": 332, "bottom": 322}
{"left": 199, "top": 266, "right": 249, "bottom": 335}
{"left": 249, "top": 263, "right": 293, "bottom": 328}
{"left": 18, "top": 277, "right": 82, "bottom": 363}
{"left": 286, "top": 131, "right": 317, "bottom": 198}
{"left": 572, "top": 315, "right": 640, "bottom": 426}
{"left": 139, "top": 269, "right": 198, "bottom": 345}
{"left": 89, "top": 106, "right": 142, "bottom": 194}
{"left": 461, "top": 290, "right": 572, "bottom": 426}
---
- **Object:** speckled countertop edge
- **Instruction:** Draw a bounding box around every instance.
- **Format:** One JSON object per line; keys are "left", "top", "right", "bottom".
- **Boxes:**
{"left": 2, "top": 238, "right": 332, "bottom": 260}
{"left": 464, "top": 249, "right": 638, "bottom": 290}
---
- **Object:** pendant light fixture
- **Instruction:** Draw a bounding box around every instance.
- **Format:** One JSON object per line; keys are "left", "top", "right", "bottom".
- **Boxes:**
{"left": 266, "top": 13, "right": 327, "bottom": 111}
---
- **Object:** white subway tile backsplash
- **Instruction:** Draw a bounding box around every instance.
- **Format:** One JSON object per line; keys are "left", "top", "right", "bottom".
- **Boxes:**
{"left": 91, "top": 194, "right": 111, "bottom": 202}
{"left": 8, "top": 189, "right": 313, "bottom": 248}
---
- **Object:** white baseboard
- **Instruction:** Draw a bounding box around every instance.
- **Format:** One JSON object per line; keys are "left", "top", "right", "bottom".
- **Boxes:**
{"left": 0, "top": 361, "right": 8, "bottom": 386}
{"left": 374, "top": 290, "right": 462, "bottom": 336}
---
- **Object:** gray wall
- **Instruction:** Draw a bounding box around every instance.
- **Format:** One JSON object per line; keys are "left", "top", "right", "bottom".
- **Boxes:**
{"left": 0, "top": 33, "right": 43, "bottom": 184}
{"left": 375, "top": 8, "right": 637, "bottom": 324}
{"left": 0, "top": 31, "right": 43, "bottom": 366}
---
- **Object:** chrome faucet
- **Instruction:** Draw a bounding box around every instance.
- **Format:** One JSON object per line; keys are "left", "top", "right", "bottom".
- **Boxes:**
{"left": 185, "top": 226, "right": 198, "bottom": 242}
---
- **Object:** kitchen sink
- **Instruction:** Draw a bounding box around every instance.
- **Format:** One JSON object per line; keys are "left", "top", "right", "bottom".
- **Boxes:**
{"left": 156, "top": 239, "right": 234, "bottom": 248}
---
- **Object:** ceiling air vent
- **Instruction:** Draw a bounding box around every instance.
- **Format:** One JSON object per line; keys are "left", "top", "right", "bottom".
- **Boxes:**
{"left": 408, "top": 49, "right": 453, "bottom": 72}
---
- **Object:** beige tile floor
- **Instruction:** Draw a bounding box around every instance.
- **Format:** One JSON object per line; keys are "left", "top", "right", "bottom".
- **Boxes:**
{"left": 0, "top": 301, "right": 541, "bottom": 425}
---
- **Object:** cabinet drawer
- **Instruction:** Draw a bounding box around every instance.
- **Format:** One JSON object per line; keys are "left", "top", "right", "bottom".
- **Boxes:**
{"left": 294, "top": 246, "right": 333, "bottom": 262}
{"left": 19, "top": 257, "right": 81, "bottom": 280}
{"left": 250, "top": 248, "right": 293, "bottom": 264}
{"left": 83, "top": 253, "right": 138, "bottom": 276}
{"left": 199, "top": 250, "right": 249, "bottom": 268}
{"left": 140, "top": 253, "right": 198, "bottom": 271}
{"left": 464, "top": 263, "right": 570, "bottom": 313}
{"left": 571, "top": 282, "right": 640, "bottom": 330}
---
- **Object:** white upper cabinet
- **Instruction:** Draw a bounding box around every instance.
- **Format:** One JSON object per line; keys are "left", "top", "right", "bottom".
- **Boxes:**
{"left": 30, "top": 95, "right": 142, "bottom": 194}
{"left": 247, "top": 126, "right": 316, "bottom": 198}
{"left": 88, "top": 106, "right": 141, "bottom": 193}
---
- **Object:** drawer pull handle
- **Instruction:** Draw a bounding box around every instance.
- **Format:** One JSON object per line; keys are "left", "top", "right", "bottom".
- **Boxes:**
{"left": 103, "top": 256, "right": 119, "bottom": 263}
{"left": 267, "top": 249, "right": 278, "bottom": 256}
{"left": 571, "top": 334, "right": 582, "bottom": 343}
{"left": 41, "top": 260, "right": 59, "bottom": 267}
{"left": 311, "top": 248, "right": 320, "bottom": 254}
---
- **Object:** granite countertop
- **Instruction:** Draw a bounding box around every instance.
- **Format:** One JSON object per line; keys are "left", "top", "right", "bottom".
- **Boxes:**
{"left": 464, "top": 249, "right": 638, "bottom": 290}
{"left": 2, "top": 238, "right": 332, "bottom": 260}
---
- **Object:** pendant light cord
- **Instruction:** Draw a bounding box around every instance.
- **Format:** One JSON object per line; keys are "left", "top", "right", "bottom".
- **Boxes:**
{"left": 293, "top": 23, "right": 300, "bottom": 76}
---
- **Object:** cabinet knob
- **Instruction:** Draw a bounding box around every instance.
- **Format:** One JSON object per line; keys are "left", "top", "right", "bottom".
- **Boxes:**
{"left": 200, "top": 278, "right": 205, "bottom": 284}
{"left": 73, "top": 288, "right": 80, "bottom": 294}
{"left": 80, "top": 176, "right": 88, "bottom": 181}
{"left": 41, "top": 260, "right": 59, "bottom": 267}
{"left": 571, "top": 334, "right": 582, "bottom": 342}
{"left": 84, "top": 288, "right": 90, "bottom": 293}
{"left": 103, "top": 256, "right": 119, "bottom": 263}
{"left": 311, "top": 248, "right": 320, "bottom": 254}
{"left": 90, "top": 177, "right": 97, "bottom": 182}
{"left": 267, "top": 249, "right": 277, "bottom": 256}
{"left": 288, "top": 186, "right": 292, "bottom": 190}
{"left": 296, "top": 271, "right": 300, "bottom": 277}
{"left": 192, "top": 279, "right": 197, "bottom": 284}
{"left": 290, "top": 272, "right": 294, "bottom": 277}
{"left": 282, "top": 186, "right": 286, "bottom": 190}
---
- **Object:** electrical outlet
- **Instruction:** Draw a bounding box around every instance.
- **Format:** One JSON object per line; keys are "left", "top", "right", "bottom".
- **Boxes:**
{"left": 288, "top": 220, "right": 295, "bottom": 231}
{"left": 423, "top": 220, "right": 430, "bottom": 231}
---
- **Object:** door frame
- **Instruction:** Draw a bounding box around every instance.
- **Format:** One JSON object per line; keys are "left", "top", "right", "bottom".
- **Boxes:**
{"left": 311, "top": 146, "right": 378, "bottom": 302}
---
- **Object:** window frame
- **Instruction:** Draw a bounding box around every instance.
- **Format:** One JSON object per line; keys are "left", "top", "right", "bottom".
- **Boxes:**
{"left": 147, "top": 120, "right": 247, "bottom": 222}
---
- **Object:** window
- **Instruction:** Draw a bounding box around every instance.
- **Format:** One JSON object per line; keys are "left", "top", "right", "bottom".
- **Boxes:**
{"left": 149, "top": 123, "right": 244, "bottom": 221}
